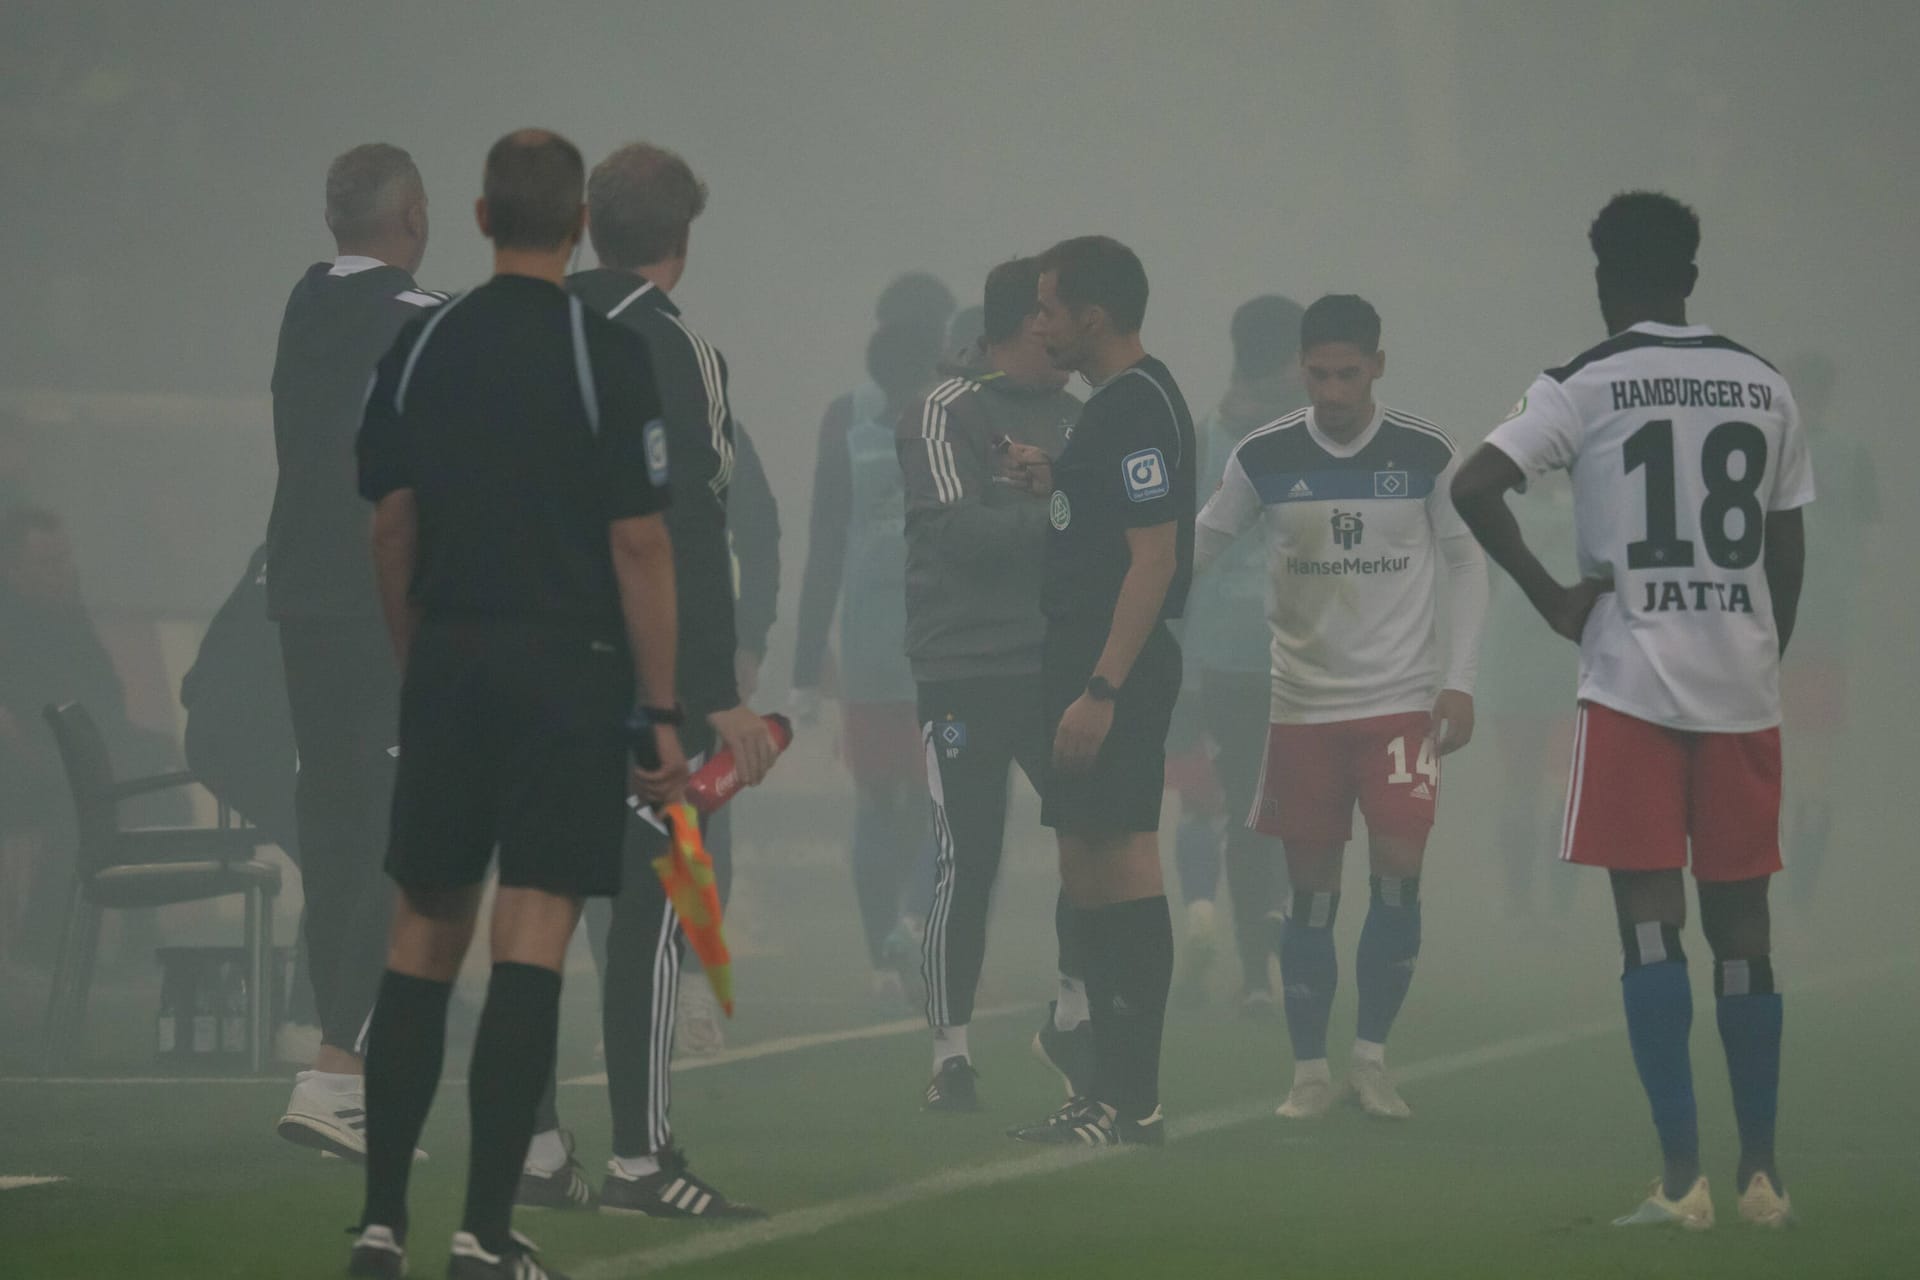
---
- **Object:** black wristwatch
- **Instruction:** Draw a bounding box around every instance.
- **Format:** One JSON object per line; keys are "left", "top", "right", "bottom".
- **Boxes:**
{"left": 632, "top": 703, "right": 686, "bottom": 728}
{"left": 1085, "top": 676, "right": 1118, "bottom": 702}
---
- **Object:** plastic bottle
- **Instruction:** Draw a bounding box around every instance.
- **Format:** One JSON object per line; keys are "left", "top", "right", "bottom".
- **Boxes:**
{"left": 686, "top": 713, "right": 794, "bottom": 814}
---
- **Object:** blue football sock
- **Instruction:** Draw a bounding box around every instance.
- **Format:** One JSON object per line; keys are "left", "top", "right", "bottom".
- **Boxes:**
{"left": 1278, "top": 892, "right": 1340, "bottom": 1062}
{"left": 1355, "top": 876, "right": 1421, "bottom": 1046}
{"left": 1715, "top": 957, "right": 1783, "bottom": 1188}
{"left": 1620, "top": 925, "right": 1698, "bottom": 1197}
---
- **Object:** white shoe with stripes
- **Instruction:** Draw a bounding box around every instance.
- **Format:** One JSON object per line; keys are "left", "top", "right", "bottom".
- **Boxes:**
{"left": 447, "top": 1229, "right": 565, "bottom": 1279}
{"left": 278, "top": 1073, "right": 427, "bottom": 1163}
{"left": 598, "top": 1148, "right": 767, "bottom": 1220}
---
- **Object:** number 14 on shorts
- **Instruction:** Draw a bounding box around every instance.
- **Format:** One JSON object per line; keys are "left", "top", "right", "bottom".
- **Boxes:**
{"left": 1385, "top": 734, "right": 1438, "bottom": 788}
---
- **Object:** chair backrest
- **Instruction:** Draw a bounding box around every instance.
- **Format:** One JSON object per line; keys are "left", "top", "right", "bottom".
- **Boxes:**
{"left": 42, "top": 701, "right": 122, "bottom": 877}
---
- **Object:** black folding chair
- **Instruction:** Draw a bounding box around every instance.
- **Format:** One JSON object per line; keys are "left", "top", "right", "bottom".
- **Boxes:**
{"left": 39, "top": 701, "right": 281, "bottom": 1074}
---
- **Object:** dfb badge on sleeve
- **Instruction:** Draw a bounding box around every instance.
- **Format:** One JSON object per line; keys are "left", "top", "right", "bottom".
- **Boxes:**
{"left": 1122, "top": 448, "right": 1169, "bottom": 502}
{"left": 644, "top": 419, "right": 671, "bottom": 487}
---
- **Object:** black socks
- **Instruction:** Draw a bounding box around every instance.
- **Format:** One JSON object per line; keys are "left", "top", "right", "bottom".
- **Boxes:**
{"left": 361, "top": 970, "right": 454, "bottom": 1237}
{"left": 461, "top": 963, "right": 563, "bottom": 1255}
{"left": 1082, "top": 896, "right": 1174, "bottom": 1119}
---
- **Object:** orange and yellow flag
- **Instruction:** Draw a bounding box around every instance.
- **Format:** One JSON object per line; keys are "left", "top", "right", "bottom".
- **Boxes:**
{"left": 650, "top": 800, "right": 733, "bottom": 1016}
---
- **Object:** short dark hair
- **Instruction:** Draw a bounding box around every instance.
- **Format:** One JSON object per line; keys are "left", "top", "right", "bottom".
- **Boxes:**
{"left": 875, "top": 272, "right": 956, "bottom": 329}
{"left": 981, "top": 257, "right": 1044, "bottom": 345}
{"left": 1231, "top": 294, "right": 1305, "bottom": 377}
{"left": 1300, "top": 294, "right": 1381, "bottom": 352}
{"left": 587, "top": 142, "right": 708, "bottom": 270}
{"left": 1037, "top": 235, "right": 1148, "bottom": 335}
{"left": 1589, "top": 191, "right": 1700, "bottom": 294}
{"left": 325, "top": 143, "right": 421, "bottom": 242}
{"left": 865, "top": 320, "right": 944, "bottom": 399}
{"left": 482, "top": 129, "right": 585, "bottom": 251}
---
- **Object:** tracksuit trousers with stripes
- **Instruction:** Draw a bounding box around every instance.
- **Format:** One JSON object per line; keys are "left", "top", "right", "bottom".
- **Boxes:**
{"left": 533, "top": 784, "right": 701, "bottom": 1158}
{"left": 919, "top": 673, "right": 1053, "bottom": 1030}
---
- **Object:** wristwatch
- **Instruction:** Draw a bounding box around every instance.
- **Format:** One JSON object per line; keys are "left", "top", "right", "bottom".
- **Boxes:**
{"left": 632, "top": 703, "right": 686, "bottom": 728}
{"left": 1085, "top": 676, "right": 1118, "bottom": 702}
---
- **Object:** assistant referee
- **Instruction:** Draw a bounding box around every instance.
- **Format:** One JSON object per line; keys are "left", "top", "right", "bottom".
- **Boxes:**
{"left": 347, "top": 129, "right": 684, "bottom": 1280}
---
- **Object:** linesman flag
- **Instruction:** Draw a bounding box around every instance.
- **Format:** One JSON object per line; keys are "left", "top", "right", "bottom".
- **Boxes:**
{"left": 652, "top": 800, "right": 734, "bottom": 1016}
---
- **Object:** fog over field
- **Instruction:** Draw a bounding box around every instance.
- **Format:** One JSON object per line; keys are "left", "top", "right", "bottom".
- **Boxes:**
{"left": 1, "top": 4, "right": 1916, "bottom": 1277}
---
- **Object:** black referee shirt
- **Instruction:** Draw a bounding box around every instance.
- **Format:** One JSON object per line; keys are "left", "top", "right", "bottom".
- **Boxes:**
{"left": 1041, "top": 355, "right": 1196, "bottom": 625}
{"left": 266, "top": 258, "right": 444, "bottom": 619}
{"left": 356, "top": 274, "right": 669, "bottom": 625}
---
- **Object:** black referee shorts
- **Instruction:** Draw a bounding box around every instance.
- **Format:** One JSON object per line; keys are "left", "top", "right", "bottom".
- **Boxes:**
{"left": 1040, "top": 620, "right": 1183, "bottom": 834}
{"left": 387, "top": 619, "right": 633, "bottom": 899}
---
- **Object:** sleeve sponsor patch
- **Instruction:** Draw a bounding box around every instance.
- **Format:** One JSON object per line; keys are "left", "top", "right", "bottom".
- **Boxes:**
{"left": 1122, "top": 447, "right": 1169, "bottom": 502}
{"left": 644, "top": 419, "right": 670, "bottom": 487}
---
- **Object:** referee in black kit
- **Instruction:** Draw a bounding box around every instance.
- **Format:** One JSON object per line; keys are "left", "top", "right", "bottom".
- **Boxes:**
{"left": 346, "top": 130, "right": 683, "bottom": 1280}
{"left": 1002, "top": 236, "right": 1195, "bottom": 1148}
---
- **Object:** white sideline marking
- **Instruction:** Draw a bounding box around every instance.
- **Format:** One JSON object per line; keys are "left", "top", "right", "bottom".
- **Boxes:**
{"left": 578, "top": 957, "right": 1914, "bottom": 1279}
{"left": 559, "top": 1002, "right": 1035, "bottom": 1086}
{"left": 0, "top": 1003, "right": 1036, "bottom": 1088}
{"left": 573, "top": 1018, "right": 1617, "bottom": 1279}
{"left": 0, "top": 1176, "right": 68, "bottom": 1191}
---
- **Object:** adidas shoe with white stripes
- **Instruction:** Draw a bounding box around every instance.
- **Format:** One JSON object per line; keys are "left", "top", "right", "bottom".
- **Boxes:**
{"left": 516, "top": 1130, "right": 598, "bottom": 1211}
{"left": 447, "top": 1229, "right": 567, "bottom": 1280}
{"left": 924, "top": 1055, "right": 981, "bottom": 1112}
{"left": 598, "top": 1148, "right": 766, "bottom": 1220}
{"left": 1008, "top": 1098, "right": 1166, "bottom": 1147}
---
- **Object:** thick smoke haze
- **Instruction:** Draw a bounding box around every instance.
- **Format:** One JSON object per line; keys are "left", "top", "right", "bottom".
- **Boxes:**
{"left": 1, "top": 7, "right": 1917, "bottom": 1272}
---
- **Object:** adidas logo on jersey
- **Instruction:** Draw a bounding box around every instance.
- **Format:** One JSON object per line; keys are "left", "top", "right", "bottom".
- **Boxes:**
{"left": 1410, "top": 782, "right": 1433, "bottom": 801}
{"left": 1288, "top": 478, "right": 1314, "bottom": 498}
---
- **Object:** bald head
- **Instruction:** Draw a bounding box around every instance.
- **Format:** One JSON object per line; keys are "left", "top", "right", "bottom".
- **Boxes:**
{"left": 481, "top": 128, "right": 585, "bottom": 252}
{"left": 325, "top": 143, "right": 425, "bottom": 254}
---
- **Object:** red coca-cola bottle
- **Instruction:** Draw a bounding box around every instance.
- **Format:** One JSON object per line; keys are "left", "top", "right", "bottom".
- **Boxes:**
{"left": 686, "top": 713, "right": 794, "bottom": 814}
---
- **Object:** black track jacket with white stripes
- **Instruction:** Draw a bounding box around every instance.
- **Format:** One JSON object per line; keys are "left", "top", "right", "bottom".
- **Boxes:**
{"left": 570, "top": 269, "right": 739, "bottom": 716}
{"left": 897, "top": 345, "right": 1079, "bottom": 682}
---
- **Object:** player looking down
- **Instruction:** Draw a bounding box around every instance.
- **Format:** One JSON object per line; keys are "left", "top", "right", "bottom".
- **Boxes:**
{"left": 1452, "top": 191, "right": 1810, "bottom": 1231}
{"left": 1194, "top": 294, "right": 1487, "bottom": 1120}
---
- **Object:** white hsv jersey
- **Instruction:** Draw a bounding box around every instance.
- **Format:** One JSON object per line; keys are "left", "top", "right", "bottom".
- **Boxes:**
{"left": 1197, "top": 404, "right": 1484, "bottom": 724}
{"left": 1486, "top": 321, "right": 1814, "bottom": 732}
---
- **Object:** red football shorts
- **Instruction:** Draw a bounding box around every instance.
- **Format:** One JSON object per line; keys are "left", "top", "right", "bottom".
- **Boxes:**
{"left": 1559, "top": 701, "right": 1782, "bottom": 882}
{"left": 1251, "top": 711, "right": 1438, "bottom": 846}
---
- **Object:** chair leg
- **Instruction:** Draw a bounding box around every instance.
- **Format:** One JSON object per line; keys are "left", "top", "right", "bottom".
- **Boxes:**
{"left": 41, "top": 880, "right": 86, "bottom": 1075}
{"left": 66, "top": 903, "right": 103, "bottom": 1069}
{"left": 247, "top": 886, "right": 274, "bottom": 1075}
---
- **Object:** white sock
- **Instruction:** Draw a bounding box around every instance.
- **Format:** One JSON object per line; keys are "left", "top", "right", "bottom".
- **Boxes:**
{"left": 1293, "top": 1058, "right": 1332, "bottom": 1087}
{"left": 933, "top": 1024, "right": 969, "bottom": 1071}
{"left": 1055, "top": 977, "right": 1089, "bottom": 1030}
{"left": 1351, "top": 1039, "right": 1387, "bottom": 1068}
{"left": 302, "top": 1070, "right": 361, "bottom": 1095}
{"left": 525, "top": 1128, "right": 568, "bottom": 1175}
{"left": 611, "top": 1152, "right": 660, "bottom": 1179}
